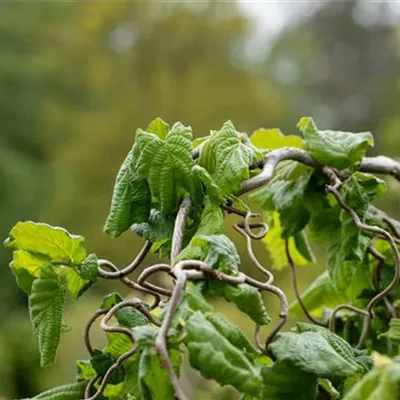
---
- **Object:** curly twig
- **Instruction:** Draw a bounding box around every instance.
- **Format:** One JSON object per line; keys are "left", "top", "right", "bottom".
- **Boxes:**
{"left": 137, "top": 264, "right": 173, "bottom": 297}
{"left": 98, "top": 241, "right": 152, "bottom": 279}
{"left": 84, "top": 309, "right": 107, "bottom": 355}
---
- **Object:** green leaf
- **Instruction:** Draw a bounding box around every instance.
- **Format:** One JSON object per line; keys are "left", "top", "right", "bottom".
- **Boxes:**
{"left": 105, "top": 332, "right": 134, "bottom": 358}
{"left": 318, "top": 379, "right": 340, "bottom": 399}
{"left": 131, "top": 209, "right": 175, "bottom": 243}
{"left": 28, "top": 382, "right": 87, "bottom": 399}
{"left": 139, "top": 347, "right": 175, "bottom": 400}
{"left": 205, "top": 312, "right": 257, "bottom": 357}
{"left": 192, "top": 165, "right": 224, "bottom": 202}
{"left": 91, "top": 348, "right": 125, "bottom": 385}
{"left": 202, "top": 280, "right": 270, "bottom": 325}
{"left": 379, "top": 318, "right": 400, "bottom": 345}
{"left": 9, "top": 249, "right": 50, "bottom": 293}
{"left": 250, "top": 128, "right": 304, "bottom": 150}
{"left": 104, "top": 150, "right": 151, "bottom": 238}
{"left": 262, "top": 212, "right": 312, "bottom": 270}
{"left": 298, "top": 116, "right": 374, "bottom": 169}
{"left": 101, "top": 292, "right": 149, "bottom": 328}
{"left": 194, "top": 197, "right": 225, "bottom": 236}
{"left": 76, "top": 359, "right": 96, "bottom": 382}
{"left": 343, "top": 359, "right": 400, "bottom": 400}
{"left": 29, "top": 266, "right": 67, "bottom": 367}
{"left": 199, "top": 121, "right": 260, "bottom": 196}
{"left": 175, "top": 198, "right": 231, "bottom": 269}
{"left": 185, "top": 311, "right": 262, "bottom": 396}
{"left": 76, "top": 253, "right": 99, "bottom": 281}
{"left": 57, "top": 267, "right": 93, "bottom": 299}
{"left": 324, "top": 173, "right": 384, "bottom": 296}
{"left": 185, "top": 281, "right": 215, "bottom": 313}
{"left": 269, "top": 327, "right": 362, "bottom": 380}
{"left": 289, "top": 271, "right": 348, "bottom": 318}
{"left": 147, "top": 117, "right": 169, "bottom": 139}
{"left": 5, "top": 221, "right": 87, "bottom": 265}
{"left": 261, "top": 361, "right": 318, "bottom": 400}
{"left": 132, "top": 122, "right": 198, "bottom": 214}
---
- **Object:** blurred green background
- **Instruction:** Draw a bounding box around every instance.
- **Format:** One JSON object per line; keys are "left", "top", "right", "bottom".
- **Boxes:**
{"left": 1, "top": 1, "right": 400, "bottom": 398}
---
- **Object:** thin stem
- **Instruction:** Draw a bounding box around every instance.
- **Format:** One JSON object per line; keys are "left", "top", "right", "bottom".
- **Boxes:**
{"left": 171, "top": 198, "right": 191, "bottom": 263}
{"left": 220, "top": 203, "right": 248, "bottom": 217}
{"left": 329, "top": 304, "right": 370, "bottom": 333}
{"left": 98, "top": 241, "right": 151, "bottom": 279}
{"left": 285, "top": 239, "right": 326, "bottom": 327}
{"left": 137, "top": 264, "right": 173, "bottom": 297}
{"left": 155, "top": 268, "right": 188, "bottom": 400}
{"left": 234, "top": 224, "right": 274, "bottom": 284}
{"left": 84, "top": 309, "right": 107, "bottom": 355}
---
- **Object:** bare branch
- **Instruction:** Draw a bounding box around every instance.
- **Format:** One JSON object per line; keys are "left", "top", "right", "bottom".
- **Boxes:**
{"left": 171, "top": 198, "right": 192, "bottom": 263}
{"left": 238, "top": 147, "right": 318, "bottom": 195}
{"left": 84, "top": 309, "right": 107, "bottom": 355}
{"left": 360, "top": 156, "right": 400, "bottom": 182}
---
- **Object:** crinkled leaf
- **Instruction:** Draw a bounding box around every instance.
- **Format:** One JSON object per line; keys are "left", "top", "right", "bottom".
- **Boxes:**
{"left": 250, "top": 128, "right": 304, "bottom": 150}
{"left": 318, "top": 379, "right": 340, "bottom": 399}
{"left": 269, "top": 328, "right": 362, "bottom": 380}
{"left": 104, "top": 150, "right": 151, "bottom": 238}
{"left": 195, "top": 196, "right": 225, "bottom": 236}
{"left": 185, "top": 311, "right": 262, "bottom": 396}
{"left": 298, "top": 117, "right": 374, "bottom": 169}
{"left": 261, "top": 361, "right": 318, "bottom": 400}
{"left": 28, "top": 382, "right": 87, "bottom": 400}
{"left": 202, "top": 280, "right": 271, "bottom": 325}
{"left": 5, "top": 221, "right": 87, "bottom": 264}
{"left": 131, "top": 209, "right": 175, "bottom": 243}
{"left": 132, "top": 122, "right": 198, "bottom": 214}
{"left": 105, "top": 332, "right": 134, "bottom": 358}
{"left": 199, "top": 121, "right": 260, "bottom": 196}
{"left": 289, "top": 271, "right": 348, "bottom": 318}
{"left": 147, "top": 117, "right": 169, "bottom": 139}
{"left": 29, "top": 266, "right": 67, "bottom": 367}
{"left": 76, "top": 253, "right": 98, "bottom": 281}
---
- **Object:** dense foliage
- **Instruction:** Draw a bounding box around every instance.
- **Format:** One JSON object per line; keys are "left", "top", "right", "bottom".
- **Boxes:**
{"left": 5, "top": 117, "right": 400, "bottom": 399}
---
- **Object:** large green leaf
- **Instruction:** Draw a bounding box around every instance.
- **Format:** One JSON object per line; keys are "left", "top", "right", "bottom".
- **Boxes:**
{"left": 138, "top": 347, "right": 175, "bottom": 400}
{"left": 132, "top": 121, "right": 198, "bottom": 214}
{"left": 199, "top": 120, "right": 260, "bottom": 196}
{"left": 185, "top": 311, "right": 262, "bottom": 396}
{"left": 29, "top": 266, "right": 67, "bottom": 367}
{"left": 5, "top": 221, "right": 87, "bottom": 264}
{"left": 289, "top": 271, "right": 348, "bottom": 318}
{"left": 343, "top": 358, "right": 400, "bottom": 400}
{"left": 269, "top": 327, "right": 363, "bottom": 380}
{"left": 103, "top": 150, "right": 151, "bottom": 238}
{"left": 208, "top": 281, "right": 271, "bottom": 325}
{"left": 298, "top": 117, "right": 374, "bottom": 169}
{"left": 261, "top": 361, "right": 318, "bottom": 400}
{"left": 27, "top": 382, "right": 87, "bottom": 400}
{"left": 250, "top": 128, "right": 304, "bottom": 150}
